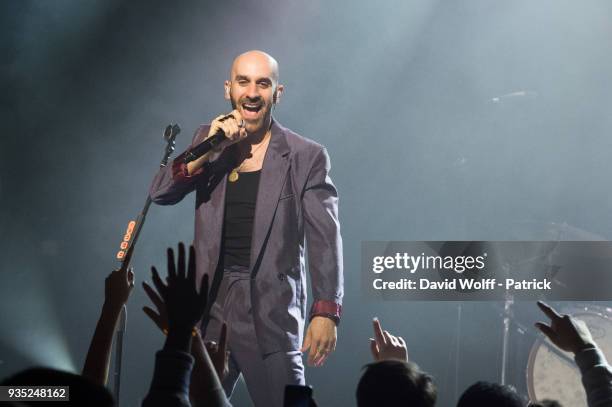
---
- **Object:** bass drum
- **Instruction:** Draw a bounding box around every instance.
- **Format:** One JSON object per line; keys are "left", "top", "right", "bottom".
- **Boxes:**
{"left": 526, "top": 308, "right": 612, "bottom": 406}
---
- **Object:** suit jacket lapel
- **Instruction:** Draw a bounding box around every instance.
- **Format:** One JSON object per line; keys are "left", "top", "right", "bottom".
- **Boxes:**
{"left": 250, "top": 120, "right": 291, "bottom": 273}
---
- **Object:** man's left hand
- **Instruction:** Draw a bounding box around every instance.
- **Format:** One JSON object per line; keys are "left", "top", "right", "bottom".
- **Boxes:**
{"left": 301, "top": 316, "right": 337, "bottom": 367}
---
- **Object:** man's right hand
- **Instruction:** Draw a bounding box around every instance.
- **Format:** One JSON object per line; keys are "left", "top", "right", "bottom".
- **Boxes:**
{"left": 207, "top": 109, "right": 247, "bottom": 151}
{"left": 187, "top": 110, "right": 247, "bottom": 175}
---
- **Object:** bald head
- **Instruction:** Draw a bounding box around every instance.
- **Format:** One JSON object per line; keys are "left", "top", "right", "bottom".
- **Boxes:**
{"left": 230, "top": 50, "right": 279, "bottom": 83}
{"left": 225, "top": 50, "right": 284, "bottom": 136}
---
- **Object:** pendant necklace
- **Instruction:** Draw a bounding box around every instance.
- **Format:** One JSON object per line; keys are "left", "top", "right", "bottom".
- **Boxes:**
{"left": 229, "top": 131, "right": 270, "bottom": 182}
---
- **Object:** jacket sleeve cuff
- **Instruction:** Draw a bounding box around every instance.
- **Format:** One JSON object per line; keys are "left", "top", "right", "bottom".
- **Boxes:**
{"left": 575, "top": 346, "right": 609, "bottom": 373}
{"left": 145, "top": 349, "right": 194, "bottom": 405}
{"left": 171, "top": 151, "right": 205, "bottom": 181}
{"left": 309, "top": 300, "right": 342, "bottom": 325}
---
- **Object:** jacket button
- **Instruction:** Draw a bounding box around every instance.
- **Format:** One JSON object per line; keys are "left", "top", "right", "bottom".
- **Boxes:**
{"left": 277, "top": 273, "right": 286, "bottom": 281}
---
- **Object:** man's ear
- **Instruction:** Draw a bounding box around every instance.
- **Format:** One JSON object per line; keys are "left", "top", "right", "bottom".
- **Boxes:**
{"left": 224, "top": 80, "right": 231, "bottom": 100}
{"left": 273, "top": 84, "right": 284, "bottom": 104}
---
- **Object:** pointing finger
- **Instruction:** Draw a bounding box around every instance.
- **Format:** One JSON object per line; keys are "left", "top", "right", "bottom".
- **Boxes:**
{"left": 373, "top": 318, "right": 386, "bottom": 347}
{"left": 369, "top": 338, "right": 380, "bottom": 360}
{"left": 537, "top": 301, "right": 562, "bottom": 321}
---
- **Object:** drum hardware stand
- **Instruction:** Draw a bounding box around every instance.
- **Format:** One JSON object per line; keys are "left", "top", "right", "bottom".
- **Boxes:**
{"left": 498, "top": 291, "right": 581, "bottom": 385}
{"left": 494, "top": 311, "right": 577, "bottom": 369}
{"left": 500, "top": 261, "right": 513, "bottom": 385}
{"left": 498, "top": 242, "right": 562, "bottom": 385}
{"left": 111, "top": 124, "right": 180, "bottom": 405}
{"left": 453, "top": 302, "right": 462, "bottom": 400}
{"left": 498, "top": 247, "right": 581, "bottom": 385}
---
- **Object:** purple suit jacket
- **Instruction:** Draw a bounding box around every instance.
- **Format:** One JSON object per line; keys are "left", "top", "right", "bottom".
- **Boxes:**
{"left": 149, "top": 120, "right": 343, "bottom": 353}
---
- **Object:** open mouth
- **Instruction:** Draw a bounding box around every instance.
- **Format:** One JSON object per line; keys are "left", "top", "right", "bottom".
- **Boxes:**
{"left": 241, "top": 102, "right": 263, "bottom": 117}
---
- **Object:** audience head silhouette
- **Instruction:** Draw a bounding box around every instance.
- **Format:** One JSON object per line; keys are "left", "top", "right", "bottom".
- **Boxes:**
{"left": 356, "top": 360, "right": 436, "bottom": 407}
{"left": 457, "top": 381, "right": 523, "bottom": 407}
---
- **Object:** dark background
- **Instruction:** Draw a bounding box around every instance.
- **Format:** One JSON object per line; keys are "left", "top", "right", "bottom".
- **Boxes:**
{"left": 2, "top": 1, "right": 612, "bottom": 405}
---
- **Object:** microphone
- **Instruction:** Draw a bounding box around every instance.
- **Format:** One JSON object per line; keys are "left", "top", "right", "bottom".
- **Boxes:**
{"left": 183, "top": 129, "right": 227, "bottom": 164}
{"left": 183, "top": 116, "right": 245, "bottom": 164}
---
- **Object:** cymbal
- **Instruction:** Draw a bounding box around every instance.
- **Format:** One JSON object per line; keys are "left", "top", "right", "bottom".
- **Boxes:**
{"left": 508, "top": 220, "right": 606, "bottom": 241}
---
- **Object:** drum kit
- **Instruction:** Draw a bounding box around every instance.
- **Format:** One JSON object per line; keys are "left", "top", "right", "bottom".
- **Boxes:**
{"left": 497, "top": 220, "right": 611, "bottom": 406}
{"left": 527, "top": 305, "right": 612, "bottom": 406}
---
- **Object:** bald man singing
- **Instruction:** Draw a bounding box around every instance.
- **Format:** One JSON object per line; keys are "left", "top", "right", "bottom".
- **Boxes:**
{"left": 150, "top": 51, "right": 343, "bottom": 406}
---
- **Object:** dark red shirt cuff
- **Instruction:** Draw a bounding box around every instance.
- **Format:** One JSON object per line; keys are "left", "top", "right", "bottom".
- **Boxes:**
{"left": 309, "top": 300, "right": 342, "bottom": 325}
{"left": 171, "top": 151, "right": 204, "bottom": 181}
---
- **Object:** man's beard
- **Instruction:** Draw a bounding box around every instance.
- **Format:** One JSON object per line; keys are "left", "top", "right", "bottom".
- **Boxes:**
{"left": 230, "top": 95, "right": 270, "bottom": 133}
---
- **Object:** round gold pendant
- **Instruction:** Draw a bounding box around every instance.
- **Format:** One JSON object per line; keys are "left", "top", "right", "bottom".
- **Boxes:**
{"left": 228, "top": 170, "right": 239, "bottom": 182}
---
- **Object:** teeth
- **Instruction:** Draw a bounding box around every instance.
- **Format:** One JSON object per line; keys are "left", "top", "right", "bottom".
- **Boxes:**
{"left": 243, "top": 103, "right": 261, "bottom": 112}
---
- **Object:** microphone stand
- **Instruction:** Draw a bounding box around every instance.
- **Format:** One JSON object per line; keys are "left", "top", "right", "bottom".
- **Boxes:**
{"left": 111, "top": 124, "right": 180, "bottom": 404}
